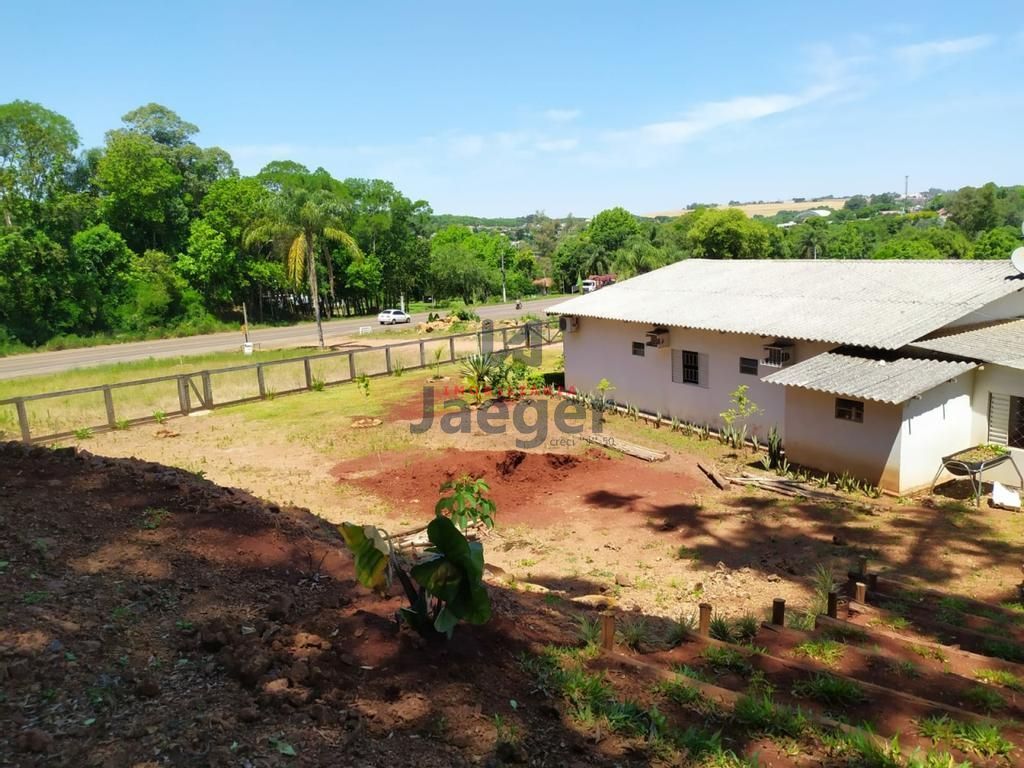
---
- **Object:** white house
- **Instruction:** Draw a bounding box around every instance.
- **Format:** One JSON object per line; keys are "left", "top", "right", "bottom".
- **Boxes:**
{"left": 548, "top": 259, "right": 1024, "bottom": 493}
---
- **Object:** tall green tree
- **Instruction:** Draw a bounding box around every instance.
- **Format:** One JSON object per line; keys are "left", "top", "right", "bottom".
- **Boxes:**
{"left": 0, "top": 101, "right": 79, "bottom": 227}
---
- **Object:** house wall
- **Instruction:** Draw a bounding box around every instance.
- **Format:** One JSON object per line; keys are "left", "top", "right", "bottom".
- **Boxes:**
{"left": 970, "top": 364, "right": 1024, "bottom": 487}
{"left": 945, "top": 290, "right": 1024, "bottom": 329}
{"left": 782, "top": 389, "right": 903, "bottom": 490}
{"left": 561, "top": 317, "right": 830, "bottom": 438}
{"left": 899, "top": 375, "right": 976, "bottom": 492}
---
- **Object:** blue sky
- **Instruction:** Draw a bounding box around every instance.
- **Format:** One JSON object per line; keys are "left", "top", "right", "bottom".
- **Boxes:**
{"left": 4, "top": 2, "right": 1022, "bottom": 216}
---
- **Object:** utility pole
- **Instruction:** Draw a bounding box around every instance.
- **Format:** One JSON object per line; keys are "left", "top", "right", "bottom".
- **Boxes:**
{"left": 500, "top": 250, "right": 507, "bottom": 304}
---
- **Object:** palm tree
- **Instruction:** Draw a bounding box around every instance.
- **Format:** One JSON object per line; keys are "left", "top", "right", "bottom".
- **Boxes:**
{"left": 246, "top": 189, "right": 361, "bottom": 348}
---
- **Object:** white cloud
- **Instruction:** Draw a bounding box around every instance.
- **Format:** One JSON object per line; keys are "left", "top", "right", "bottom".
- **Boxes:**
{"left": 543, "top": 108, "right": 581, "bottom": 123}
{"left": 893, "top": 35, "right": 994, "bottom": 75}
{"left": 605, "top": 82, "right": 839, "bottom": 150}
{"left": 536, "top": 138, "right": 579, "bottom": 152}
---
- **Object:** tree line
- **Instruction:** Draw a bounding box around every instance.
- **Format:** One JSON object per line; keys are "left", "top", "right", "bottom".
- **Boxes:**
{"left": 0, "top": 101, "right": 543, "bottom": 350}
{"left": 2, "top": 99, "right": 1022, "bottom": 350}
{"left": 547, "top": 185, "right": 1024, "bottom": 292}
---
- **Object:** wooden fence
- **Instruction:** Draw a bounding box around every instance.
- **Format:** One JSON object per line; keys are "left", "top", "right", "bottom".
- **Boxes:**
{"left": 0, "top": 319, "right": 562, "bottom": 444}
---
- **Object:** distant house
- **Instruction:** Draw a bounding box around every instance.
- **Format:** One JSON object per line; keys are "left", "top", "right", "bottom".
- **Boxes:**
{"left": 549, "top": 260, "right": 1024, "bottom": 493}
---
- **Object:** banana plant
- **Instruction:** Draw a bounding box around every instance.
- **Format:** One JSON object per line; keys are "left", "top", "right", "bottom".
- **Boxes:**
{"left": 339, "top": 490, "right": 493, "bottom": 638}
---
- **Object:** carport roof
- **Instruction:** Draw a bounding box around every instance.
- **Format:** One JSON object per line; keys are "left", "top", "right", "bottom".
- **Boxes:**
{"left": 909, "top": 318, "right": 1024, "bottom": 370}
{"left": 761, "top": 351, "right": 977, "bottom": 404}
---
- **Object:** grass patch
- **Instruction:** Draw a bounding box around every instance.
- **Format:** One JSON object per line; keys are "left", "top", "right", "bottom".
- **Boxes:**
{"left": 936, "top": 597, "right": 967, "bottom": 626}
{"left": 981, "top": 637, "right": 1024, "bottom": 663}
{"left": 974, "top": 668, "right": 1024, "bottom": 691}
{"left": 918, "top": 715, "right": 1013, "bottom": 758}
{"left": 732, "top": 694, "right": 810, "bottom": 739}
{"left": 791, "top": 673, "right": 867, "bottom": 707}
{"left": 909, "top": 644, "right": 947, "bottom": 663}
{"left": 617, "top": 616, "right": 651, "bottom": 651}
{"left": 700, "top": 646, "right": 753, "bottom": 676}
{"left": 793, "top": 638, "right": 845, "bottom": 666}
{"left": 962, "top": 685, "right": 1005, "bottom": 713}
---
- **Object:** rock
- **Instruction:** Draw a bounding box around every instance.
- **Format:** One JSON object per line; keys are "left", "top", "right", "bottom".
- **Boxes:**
{"left": 495, "top": 741, "right": 528, "bottom": 764}
{"left": 16, "top": 728, "right": 52, "bottom": 753}
{"left": 766, "top": 573, "right": 781, "bottom": 583}
{"left": 237, "top": 706, "right": 259, "bottom": 723}
{"left": 46, "top": 638, "right": 64, "bottom": 654}
{"left": 288, "top": 661, "right": 310, "bottom": 685}
{"left": 572, "top": 594, "right": 616, "bottom": 609}
{"left": 263, "top": 677, "right": 290, "bottom": 695}
{"left": 267, "top": 594, "right": 294, "bottom": 621}
{"left": 135, "top": 674, "right": 160, "bottom": 698}
{"left": 614, "top": 573, "right": 632, "bottom": 587}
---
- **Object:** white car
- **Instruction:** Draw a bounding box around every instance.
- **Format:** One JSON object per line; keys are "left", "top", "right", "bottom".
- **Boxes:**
{"left": 377, "top": 308, "right": 412, "bottom": 325}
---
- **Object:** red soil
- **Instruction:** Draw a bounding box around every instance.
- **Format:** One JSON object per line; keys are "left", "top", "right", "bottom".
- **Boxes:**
{"left": 332, "top": 448, "right": 704, "bottom": 527}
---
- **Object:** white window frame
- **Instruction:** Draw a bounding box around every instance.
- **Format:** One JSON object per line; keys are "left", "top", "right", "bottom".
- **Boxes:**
{"left": 672, "top": 349, "right": 708, "bottom": 387}
{"left": 835, "top": 397, "right": 864, "bottom": 423}
{"left": 989, "top": 392, "right": 1024, "bottom": 449}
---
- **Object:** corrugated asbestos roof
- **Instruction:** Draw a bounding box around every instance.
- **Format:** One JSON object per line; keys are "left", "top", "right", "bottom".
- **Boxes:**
{"left": 761, "top": 352, "right": 977, "bottom": 404}
{"left": 548, "top": 259, "right": 1024, "bottom": 350}
{"left": 909, "top": 318, "right": 1024, "bottom": 370}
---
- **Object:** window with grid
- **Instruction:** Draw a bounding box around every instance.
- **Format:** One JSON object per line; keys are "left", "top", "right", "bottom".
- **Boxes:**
{"left": 681, "top": 351, "right": 700, "bottom": 384}
{"left": 988, "top": 393, "right": 1024, "bottom": 449}
{"left": 739, "top": 357, "right": 759, "bottom": 376}
{"left": 631, "top": 341, "right": 645, "bottom": 357}
{"left": 835, "top": 398, "right": 864, "bottom": 423}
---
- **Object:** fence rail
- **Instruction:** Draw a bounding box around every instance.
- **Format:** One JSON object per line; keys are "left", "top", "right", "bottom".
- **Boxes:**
{"left": 1, "top": 319, "right": 562, "bottom": 444}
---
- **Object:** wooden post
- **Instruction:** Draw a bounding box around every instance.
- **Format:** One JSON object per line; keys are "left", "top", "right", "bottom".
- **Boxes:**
{"left": 476, "top": 332, "right": 482, "bottom": 354}
{"left": 201, "top": 371, "right": 213, "bottom": 408}
{"left": 867, "top": 573, "right": 878, "bottom": 591}
{"left": 419, "top": 340, "right": 425, "bottom": 368}
{"left": 600, "top": 611, "right": 616, "bottom": 651}
{"left": 177, "top": 376, "right": 191, "bottom": 416}
{"left": 827, "top": 589, "right": 838, "bottom": 619}
{"left": 256, "top": 365, "right": 266, "bottom": 399}
{"left": 771, "top": 598, "right": 786, "bottom": 626}
{"left": 449, "top": 336, "right": 456, "bottom": 362}
{"left": 385, "top": 346, "right": 392, "bottom": 374}
{"left": 858, "top": 556, "right": 868, "bottom": 577}
{"left": 15, "top": 398, "right": 30, "bottom": 443}
{"left": 698, "top": 603, "right": 712, "bottom": 636}
{"left": 854, "top": 582, "right": 867, "bottom": 604}
{"left": 348, "top": 352, "right": 356, "bottom": 380}
{"left": 304, "top": 358, "right": 313, "bottom": 389}
{"left": 103, "top": 386, "right": 116, "bottom": 428}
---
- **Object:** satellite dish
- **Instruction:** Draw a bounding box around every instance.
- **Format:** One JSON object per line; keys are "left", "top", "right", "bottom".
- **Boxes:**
{"left": 1012, "top": 247, "right": 1024, "bottom": 275}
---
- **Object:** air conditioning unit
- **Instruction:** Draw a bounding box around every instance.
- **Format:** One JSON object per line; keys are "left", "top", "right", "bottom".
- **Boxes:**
{"left": 559, "top": 315, "right": 579, "bottom": 333}
{"left": 762, "top": 340, "right": 794, "bottom": 368}
{"left": 645, "top": 327, "right": 669, "bottom": 348}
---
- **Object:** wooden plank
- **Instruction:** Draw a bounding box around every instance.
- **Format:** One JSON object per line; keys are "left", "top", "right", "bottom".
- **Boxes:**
{"left": 697, "top": 461, "right": 727, "bottom": 489}
{"left": 582, "top": 433, "right": 667, "bottom": 462}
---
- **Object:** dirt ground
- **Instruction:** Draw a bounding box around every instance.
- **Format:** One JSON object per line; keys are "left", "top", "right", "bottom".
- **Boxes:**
{"left": 8, "top": 368, "right": 1024, "bottom": 765}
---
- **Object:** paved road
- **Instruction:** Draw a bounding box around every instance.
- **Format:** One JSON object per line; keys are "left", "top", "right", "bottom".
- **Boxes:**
{"left": 0, "top": 297, "right": 565, "bottom": 380}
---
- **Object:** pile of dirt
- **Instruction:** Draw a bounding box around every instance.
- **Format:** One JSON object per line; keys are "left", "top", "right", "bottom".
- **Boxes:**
{"left": 332, "top": 448, "right": 613, "bottom": 526}
{"left": 0, "top": 441, "right": 642, "bottom": 768}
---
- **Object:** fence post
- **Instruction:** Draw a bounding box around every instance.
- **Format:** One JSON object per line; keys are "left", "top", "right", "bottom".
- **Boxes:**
{"left": 698, "top": 603, "right": 712, "bottom": 636}
{"left": 449, "top": 336, "right": 456, "bottom": 362}
{"left": 348, "top": 352, "right": 356, "bottom": 380}
{"left": 304, "top": 358, "right": 313, "bottom": 390}
{"left": 201, "top": 371, "right": 213, "bottom": 408}
{"left": 419, "top": 340, "right": 426, "bottom": 368}
{"left": 15, "top": 398, "right": 30, "bottom": 443}
{"left": 600, "top": 611, "right": 616, "bottom": 651}
{"left": 827, "top": 590, "right": 838, "bottom": 619}
{"left": 771, "top": 598, "right": 786, "bottom": 626}
{"left": 501, "top": 327, "right": 508, "bottom": 351}
{"left": 103, "top": 386, "right": 116, "bottom": 428}
{"left": 385, "top": 346, "right": 392, "bottom": 374}
{"left": 476, "top": 332, "right": 482, "bottom": 354}
{"left": 256, "top": 365, "right": 266, "bottom": 398}
{"left": 177, "top": 376, "right": 191, "bottom": 415}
